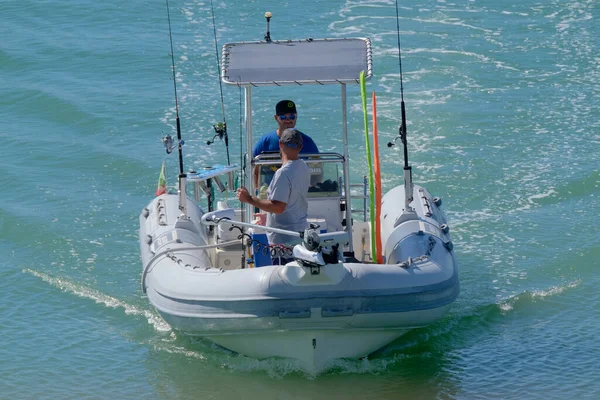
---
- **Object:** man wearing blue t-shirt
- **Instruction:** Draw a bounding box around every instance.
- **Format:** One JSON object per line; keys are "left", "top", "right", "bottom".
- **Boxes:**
{"left": 253, "top": 100, "right": 319, "bottom": 157}
{"left": 253, "top": 100, "right": 319, "bottom": 185}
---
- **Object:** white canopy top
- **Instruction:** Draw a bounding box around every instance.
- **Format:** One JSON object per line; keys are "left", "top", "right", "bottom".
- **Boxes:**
{"left": 221, "top": 38, "right": 372, "bottom": 86}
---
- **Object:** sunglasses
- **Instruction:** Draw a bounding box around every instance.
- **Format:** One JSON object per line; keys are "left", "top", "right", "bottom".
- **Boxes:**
{"left": 278, "top": 114, "right": 296, "bottom": 121}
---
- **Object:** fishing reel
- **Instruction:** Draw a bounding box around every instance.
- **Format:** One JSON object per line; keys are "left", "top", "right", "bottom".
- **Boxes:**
{"left": 387, "top": 124, "right": 407, "bottom": 148}
{"left": 207, "top": 122, "right": 227, "bottom": 145}
{"left": 162, "top": 134, "right": 184, "bottom": 154}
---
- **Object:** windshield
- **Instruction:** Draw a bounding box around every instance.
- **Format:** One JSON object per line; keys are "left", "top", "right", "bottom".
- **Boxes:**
{"left": 257, "top": 157, "right": 340, "bottom": 198}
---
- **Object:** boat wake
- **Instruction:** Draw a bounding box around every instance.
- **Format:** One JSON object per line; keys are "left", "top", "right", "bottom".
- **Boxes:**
{"left": 378, "top": 279, "right": 583, "bottom": 356}
{"left": 22, "top": 268, "right": 171, "bottom": 333}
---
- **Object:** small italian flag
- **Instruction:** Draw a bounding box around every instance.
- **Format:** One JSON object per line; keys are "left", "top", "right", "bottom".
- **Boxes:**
{"left": 155, "top": 160, "right": 167, "bottom": 196}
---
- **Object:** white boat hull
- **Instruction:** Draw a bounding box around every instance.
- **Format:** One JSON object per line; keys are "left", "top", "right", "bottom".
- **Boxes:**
{"left": 210, "top": 329, "right": 407, "bottom": 372}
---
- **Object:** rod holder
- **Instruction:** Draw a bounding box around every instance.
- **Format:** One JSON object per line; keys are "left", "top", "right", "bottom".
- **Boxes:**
{"left": 178, "top": 174, "right": 188, "bottom": 218}
{"left": 228, "top": 171, "right": 235, "bottom": 191}
{"left": 213, "top": 176, "right": 227, "bottom": 192}
{"left": 403, "top": 166, "right": 414, "bottom": 212}
{"left": 198, "top": 180, "right": 212, "bottom": 197}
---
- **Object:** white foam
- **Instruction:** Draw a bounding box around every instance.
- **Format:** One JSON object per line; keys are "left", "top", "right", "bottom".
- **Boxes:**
{"left": 498, "top": 279, "right": 582, "bottom": 313}
{"left": 218, "top": 352, "right": 406, "bottom": 378}
{"left": 528, "top": 189, "right": 557, "bottom": 201}
{"left": 530, "top": 279, "right": 581, "bottom": 299}
{"left": 151, "top": 341, "right": 207, "bottom": 361}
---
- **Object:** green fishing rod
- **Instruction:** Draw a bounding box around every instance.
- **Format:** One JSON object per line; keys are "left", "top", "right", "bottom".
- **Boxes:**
{"left": 359, "top": 71, "right": 377, "bottom": 262}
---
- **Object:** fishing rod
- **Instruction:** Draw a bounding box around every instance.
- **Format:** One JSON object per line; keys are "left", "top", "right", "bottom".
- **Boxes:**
{"left": 206, "top": 0, "right": 231, "bottom": 165}
{"left": 387, "top": 0, "right": 414, "bottom": 210}
{"left": 165, "top": 0, "right": 188, "bottom": 217}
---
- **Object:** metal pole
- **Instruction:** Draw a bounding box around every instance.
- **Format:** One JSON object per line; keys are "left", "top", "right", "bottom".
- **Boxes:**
{"left": 363, "top": 175, "right": 367, "bottom": 223}
{"left": 244, "top": 86, "right": 253, "bottom": 223}
{"left": 341, "top": 84, "right": 354, "bottom": 253}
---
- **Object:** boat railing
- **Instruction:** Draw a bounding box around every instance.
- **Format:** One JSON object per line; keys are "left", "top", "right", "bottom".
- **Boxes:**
{"left": 253, "top": 152, "right": 369, "bottom": 223}
{"left": 252, "top": 152, "right": 343, "bottom": 165}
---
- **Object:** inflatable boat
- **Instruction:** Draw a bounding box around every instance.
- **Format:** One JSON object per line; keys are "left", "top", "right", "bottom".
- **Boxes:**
{"left": 139, "top": 14, "right": 459, "bottom": 372}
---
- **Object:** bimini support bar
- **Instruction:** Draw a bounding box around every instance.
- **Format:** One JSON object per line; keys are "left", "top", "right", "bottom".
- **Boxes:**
{"left": 244, "top": 85, "right": 253, "bottom": 223}
{"left": 341, "top": 83, "right": 354, "bottom": 253}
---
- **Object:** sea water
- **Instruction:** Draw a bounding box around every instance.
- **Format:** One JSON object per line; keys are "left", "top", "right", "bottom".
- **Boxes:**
{"left": 1, "top": 0, "right": 599, "bottom": 398}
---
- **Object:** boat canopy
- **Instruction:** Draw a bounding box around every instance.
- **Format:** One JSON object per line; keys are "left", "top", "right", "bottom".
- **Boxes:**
{"left": 221, "top": 38, "right": 372, "bottom": 86}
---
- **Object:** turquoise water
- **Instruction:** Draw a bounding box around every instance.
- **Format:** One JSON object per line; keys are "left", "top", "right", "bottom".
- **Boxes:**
{"left": 2, "top": 0, "right": 599, "bottom": 398}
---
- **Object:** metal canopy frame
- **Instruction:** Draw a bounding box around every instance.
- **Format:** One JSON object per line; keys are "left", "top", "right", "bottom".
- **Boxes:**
{"left": 221, "top": 38, "right": 372, "bottom": 86}
{"left": 221, "top": 38, "right": 373, "bottom": 253}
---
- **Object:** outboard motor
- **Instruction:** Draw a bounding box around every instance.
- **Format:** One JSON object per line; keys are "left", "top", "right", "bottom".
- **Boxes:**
{"left": 293, "top": 227, "right": 349, "bottom": 272}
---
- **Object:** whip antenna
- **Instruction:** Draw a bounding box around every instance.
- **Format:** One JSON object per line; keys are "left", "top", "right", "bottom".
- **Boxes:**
{"left": 165, "top": 0, "right": 188, "bottom": 217}
{"left": 264, "top": 12, "right": 272, "bottom": 42}
{"left": 207, "top": 0, "right": 231, "bottom": 165}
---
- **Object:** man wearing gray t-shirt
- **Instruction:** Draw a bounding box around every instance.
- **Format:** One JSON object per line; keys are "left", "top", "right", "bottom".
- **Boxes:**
{"left": 236, "top": 129, "right": 310, "bottom": 261}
